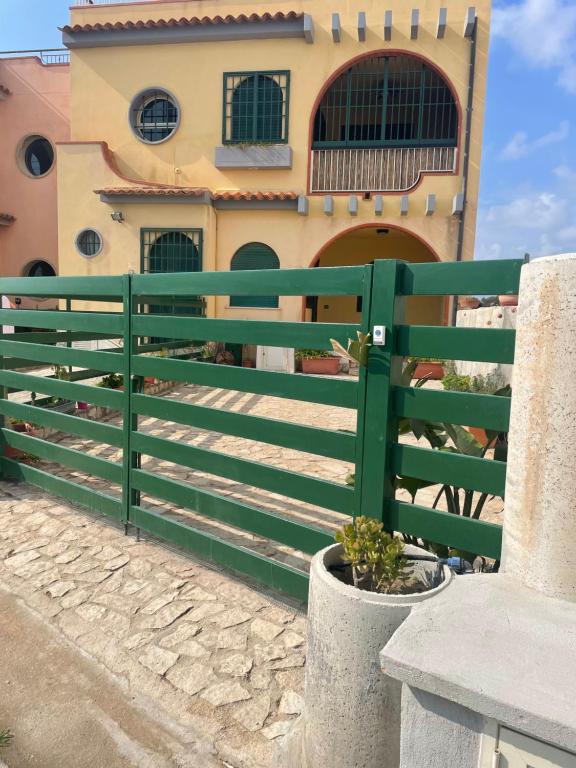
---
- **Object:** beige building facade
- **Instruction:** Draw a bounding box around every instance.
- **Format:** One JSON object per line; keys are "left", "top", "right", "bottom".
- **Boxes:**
{"left": 58, "top": 0, "right": 491, "bottom": 324}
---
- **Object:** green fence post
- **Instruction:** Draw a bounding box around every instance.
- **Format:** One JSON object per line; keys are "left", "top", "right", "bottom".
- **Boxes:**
{"left": 121, "top": 273, "right": 139, "bottom": 529}
{"left": 352, "top": 264, "right": 374, "bottom": 516}
{"left": 358, "top": 259, "right": 405, "bottom": 524}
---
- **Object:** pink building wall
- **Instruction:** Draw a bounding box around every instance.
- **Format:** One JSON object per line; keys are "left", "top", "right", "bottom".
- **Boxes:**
{"left": 0, "top": 57, "right": 69, "bottom": 283}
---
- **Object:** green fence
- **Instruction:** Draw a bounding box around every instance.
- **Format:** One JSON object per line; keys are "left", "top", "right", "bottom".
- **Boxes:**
{"left": 0, "top": 259, "right": 523, "bottom": 600}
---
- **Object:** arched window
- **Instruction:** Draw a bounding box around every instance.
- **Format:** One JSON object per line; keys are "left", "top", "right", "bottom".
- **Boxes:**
{"left": 313, "top": 54, "right": 457, "bottom": 148}
{"left": 141, "top": 229, "right": 203, "bottom": 321}
{"left": 224, "top": 71, "right": 289, "bottom": 144}
{"left": 26, "top": 261, "right": 56, "bottom": 277}
{"left": 230, "top": 243, "right": 280, "bottom": 308}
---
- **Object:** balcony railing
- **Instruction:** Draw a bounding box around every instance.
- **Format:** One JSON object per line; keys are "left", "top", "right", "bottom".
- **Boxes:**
{"left": 0, "top": 49, "right": 70, "bottom": 65}
{"left": 310, "top": 146, "right": 457, "bottom": 193}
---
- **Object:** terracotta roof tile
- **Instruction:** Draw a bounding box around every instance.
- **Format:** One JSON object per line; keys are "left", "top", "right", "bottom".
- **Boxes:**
{"left": 95, "top": 186, "right": 209, "bottom": 197}
{"left": 63, "top": 12, "right": 302, "bottom": 34}
{"left": 213, "top": 191, "right": 298, "bottom": 201}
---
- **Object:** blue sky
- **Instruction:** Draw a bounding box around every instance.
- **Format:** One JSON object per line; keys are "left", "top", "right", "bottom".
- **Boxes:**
{"left": 1, "top": 0, "right": 575, "bottom": 261}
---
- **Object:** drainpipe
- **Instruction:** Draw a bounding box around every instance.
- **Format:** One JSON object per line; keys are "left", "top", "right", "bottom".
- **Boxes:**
{"left": 451, "top": 16, "right": 478, "bottom": 326}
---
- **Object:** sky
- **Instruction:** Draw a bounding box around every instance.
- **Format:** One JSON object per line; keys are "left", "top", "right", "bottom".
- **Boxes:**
{"left": 0, "top": 0, "right": 575, "bottom": 262}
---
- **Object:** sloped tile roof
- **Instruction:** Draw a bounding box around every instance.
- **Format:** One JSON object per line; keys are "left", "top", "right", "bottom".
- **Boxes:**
{"left": 94, "top": 186, "right": 209, "bottom": 197}
{"left": 62, "top": 12, "right": 302, "bottom": 34}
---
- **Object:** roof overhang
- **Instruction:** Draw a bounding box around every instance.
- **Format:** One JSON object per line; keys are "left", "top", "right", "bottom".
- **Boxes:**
{"left": 62, "top": 12, "right": 311, "bottom": 49}
{"left": 95, "top": 187, "right": 300, "bottom": 211}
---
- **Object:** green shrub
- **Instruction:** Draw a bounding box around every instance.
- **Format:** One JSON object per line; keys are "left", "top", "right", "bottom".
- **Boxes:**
{"left": 295, "top": 349, "right": 333, "bottom": 360}
{"left": 335, "top": 516, "right": 412, "bottom": 593}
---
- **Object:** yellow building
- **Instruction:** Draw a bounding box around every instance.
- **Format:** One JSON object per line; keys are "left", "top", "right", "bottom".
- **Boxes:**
{"left": 58, "top": 0, "right": 490, "bottom": 325}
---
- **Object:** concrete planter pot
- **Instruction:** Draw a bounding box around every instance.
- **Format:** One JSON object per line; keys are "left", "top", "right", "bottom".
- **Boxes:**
{"left": 284, "top": 543, "right": 452, "bottom": 768}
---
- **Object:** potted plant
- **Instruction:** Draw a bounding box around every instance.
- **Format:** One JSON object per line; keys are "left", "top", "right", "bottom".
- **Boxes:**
{"left": 458, "top": 296, "right": 481, "bottom": 310}
{"left": 97, "top": 372, "right": 124, "bottom": 390}
{"left": 295, "top": 349, "right": 340, "bottom": 375}
{"left": 44, "top": 366, "right": 76, "bottom": 413}
{"left": 412, "top": 356, "right": 444, "bottom": 380}
{"left": 290, "top": 517, "right": 452, "bottom": 768}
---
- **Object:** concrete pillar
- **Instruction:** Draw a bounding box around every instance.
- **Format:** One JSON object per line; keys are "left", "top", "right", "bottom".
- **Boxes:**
{"left": 502, "top": 253, "right": 576, "bottom": 601}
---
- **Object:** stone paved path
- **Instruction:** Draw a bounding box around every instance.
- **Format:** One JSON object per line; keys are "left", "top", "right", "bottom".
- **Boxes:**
{"left": 0, "top": 482, "right": 307, "bottom": 768}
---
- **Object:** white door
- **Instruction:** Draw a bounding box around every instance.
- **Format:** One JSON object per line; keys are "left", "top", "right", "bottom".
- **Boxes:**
{"left": 256, "top": 346, "right": 295, "bottom": 373}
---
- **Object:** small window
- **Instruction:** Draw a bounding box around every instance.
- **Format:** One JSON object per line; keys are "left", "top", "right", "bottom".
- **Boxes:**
{"left": 76, "top": 229, "right": 103, "bottom": 258}
{"left": 230, "top": 243, "right": 280, "bottom": 308}
{"left": 223, "top": 71, "right": 289, "bottom": 144}
{"left": 19, "top": 135, "right": 54, "bottom": 177}
{"left": 130, "top": 88, "right": 179, "bottom": 144}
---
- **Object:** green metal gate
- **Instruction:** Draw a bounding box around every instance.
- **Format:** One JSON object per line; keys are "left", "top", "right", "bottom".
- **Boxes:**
{"left": 0, "top": 259, "right": 522, "bottom": 600}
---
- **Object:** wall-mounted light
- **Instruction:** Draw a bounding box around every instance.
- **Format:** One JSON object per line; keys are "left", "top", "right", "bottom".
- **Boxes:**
{"left": 111, "top": 211, "right": 124, "bottom": 223}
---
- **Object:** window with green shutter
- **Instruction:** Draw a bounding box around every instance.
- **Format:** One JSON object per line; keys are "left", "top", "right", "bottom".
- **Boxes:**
{"left": 223, "top": 71, "right": 290, "bottom": 144}
{"left": 230, "top": 243, "right": 280, "bottom": 308}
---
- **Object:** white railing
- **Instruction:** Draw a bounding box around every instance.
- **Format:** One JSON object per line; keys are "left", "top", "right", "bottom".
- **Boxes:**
{"left": 310, "top": 146, "right": 457, "bottom": 193}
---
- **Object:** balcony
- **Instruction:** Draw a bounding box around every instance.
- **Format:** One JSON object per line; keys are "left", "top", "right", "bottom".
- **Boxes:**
{"left": 309, "top": 146, "right": 457, "bottom": 193}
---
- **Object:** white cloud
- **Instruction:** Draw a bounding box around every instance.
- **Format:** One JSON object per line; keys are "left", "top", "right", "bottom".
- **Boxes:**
{"left": 476, "top": 175, "right": 576, "bottom": 260}
{"left": 499, "top": 121, "right": 569, "bottom": 160}
{"left": 492, "top": 0, "right": 576, "bottom": 93}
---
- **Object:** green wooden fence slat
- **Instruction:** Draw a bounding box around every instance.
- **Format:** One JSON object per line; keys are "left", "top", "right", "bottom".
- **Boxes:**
{"left": 0, "top": 310, "right": 123, "bottom": 334}
{"left": 133, "top": 315, "right": 359, "bottom": 349}
{"left": 132, "top": 394, "right": 356, "bottom": 462}
{"left": 0, "top": 370, "right": 124, "bottom": 409}
{"left": 132, "top": 431, "right": 353, "bottom": 514}
{"left": 132, "top": 265, "right": 368, "bottom": 297}
{"left": 394, "top": 386, "right": 511, "bottom": 432}
{"left": 0, "top": 275, "right": 124, "bottom": 298}
{"left": 132, "top": 356, "right": 358, "bottom": 408}
{"left": 395, "top": 325, "right": 516, "bottom": 364}
{"left": 399, "top": 259, "right": 523, "bottom": 296}
{"left": 0, "top": 399, "right": 124, "bottom": 447}
{"left": 129, "top": 505, "right": 309, "bottom": 600}
{"left": 0, "top": 340, "right": 123, "bottom": 372}
{"left": 1, "top": 429, "right": 122, "bottom": 483}
{"left": 132, "top": 468, "right": 332, "bottom": 554}
{"left": 387, "top": 499, "right": 502, "bottom": 559}
{"left": 2, "top": 458, "right": 122, "bottom": 519}
{"left": 0, "top": 331, "right": 121, "bottom": 344}
{"left": 392, "top": 443, "right": 506, "bottom": 496}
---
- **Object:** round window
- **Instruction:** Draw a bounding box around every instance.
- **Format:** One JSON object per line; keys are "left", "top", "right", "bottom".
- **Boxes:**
{"left": 19, "top": 135, "right": 54, "bottom": 177}
{"left": 130, "top": 88, "right": 179, "bottom": 144}
{"left": 76, "top": 229, "right": 103, "bottom": 259}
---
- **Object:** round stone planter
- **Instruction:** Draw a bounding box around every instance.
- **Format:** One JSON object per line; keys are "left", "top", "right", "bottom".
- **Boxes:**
{"left": 283, "top": 543, "right": 452, "bottom": 768}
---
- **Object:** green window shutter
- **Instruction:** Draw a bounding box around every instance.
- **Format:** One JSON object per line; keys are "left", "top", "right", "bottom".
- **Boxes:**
{"left": 225, "top": 71, "right": 289, "bottom": 144}
{"left": 230, "top": 243, "right": 280, "bottom": 308}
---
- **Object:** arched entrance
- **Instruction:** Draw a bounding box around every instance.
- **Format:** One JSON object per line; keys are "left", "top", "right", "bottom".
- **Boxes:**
{"left": 305, "top": 225, "right": 446, "bottom": 325}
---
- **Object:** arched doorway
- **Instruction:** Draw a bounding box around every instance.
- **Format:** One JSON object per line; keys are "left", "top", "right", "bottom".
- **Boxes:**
{"left": 305, "top": 225, "right": 446, "bottom": 325}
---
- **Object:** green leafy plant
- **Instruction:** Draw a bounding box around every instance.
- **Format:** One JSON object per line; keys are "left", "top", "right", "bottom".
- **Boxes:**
{"left": 294, "top": 349, "right": 334, "bottom": 360}
{"left": 97, "top": 373, "right": 123, "bottom": 389}
{"left": 0, "top": 729, "right": 13, "bottom": 748}
{"left": 52, "top": 365, "right": 71, "bottom": 382}
{"left": 441, "top": 372, "right": 472, "bottom": 392}
{"left": 335, "top": 516, "right": 413, "bottom": 593}
{"left": 330, "top": 331, "right": 372, "bottom": 367}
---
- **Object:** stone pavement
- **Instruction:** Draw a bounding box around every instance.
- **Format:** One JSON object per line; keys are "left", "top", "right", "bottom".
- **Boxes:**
{"left": 0, "top": 481, "right": 307, "bottom": 768}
